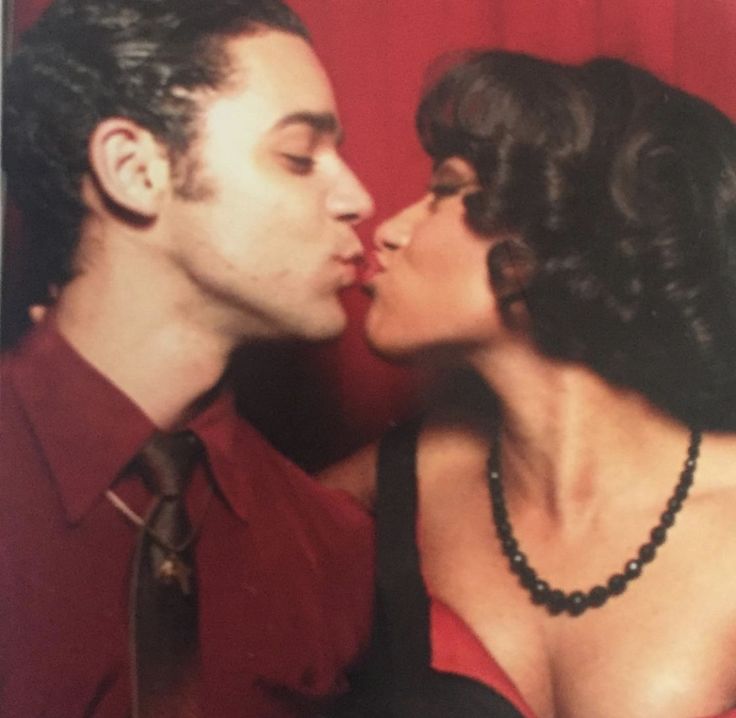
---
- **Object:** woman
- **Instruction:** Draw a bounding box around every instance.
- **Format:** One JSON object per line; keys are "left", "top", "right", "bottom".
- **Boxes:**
{"left": 323, "top": 52, "right": 736, "bottom": 718}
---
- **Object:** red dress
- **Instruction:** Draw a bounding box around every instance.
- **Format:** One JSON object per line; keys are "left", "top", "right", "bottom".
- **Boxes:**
{"left": 431, "top": 598, "right": 736, "bottom": 718}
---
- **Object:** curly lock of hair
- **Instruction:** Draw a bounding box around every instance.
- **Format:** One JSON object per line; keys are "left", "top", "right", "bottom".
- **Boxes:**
{"left": 417, "top": 51, "right": 736, "bottom": 429}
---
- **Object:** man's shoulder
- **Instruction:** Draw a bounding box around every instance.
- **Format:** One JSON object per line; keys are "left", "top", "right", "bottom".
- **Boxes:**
{"left": 219, "top": 415, "right": 375, "bottom": 598}
{"left": 208, "top": 413, "right": 373, "bottom": 572}
{"left": 1, "top": 323, "right": 60, "bottom": 418}
{"left": 0, "top": 344, "right": 32, "bottom": 438}
{"left": 1, "top": 336, "right": 26, "bottom": 384}
{"left": 231, "top": 414, "right": 372, "bottom": 524}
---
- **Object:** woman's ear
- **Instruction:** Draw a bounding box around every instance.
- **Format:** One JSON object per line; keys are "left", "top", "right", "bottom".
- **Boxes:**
{"left": 487, "top": 234, "right": 536, "bottom": 328}
{"left": 87, "top": 117, "right": 171, "bottom": 219}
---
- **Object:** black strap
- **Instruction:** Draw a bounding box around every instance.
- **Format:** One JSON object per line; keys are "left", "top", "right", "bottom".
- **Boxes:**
{"left": 375, "top": 418, "right": 432, "bottom": 684}
{"left": 332, "top": 418, "right": 527, "bottom": 718}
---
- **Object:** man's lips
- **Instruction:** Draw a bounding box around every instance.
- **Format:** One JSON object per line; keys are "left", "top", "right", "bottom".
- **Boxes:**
{"left": 333, "top": 254, "right": 367, "bottom": 289}
{"left": 359, "top": 252, "right": 384, "bottom": 285}
{"left": 337, "top": 264, "right": 359, "bottom": 288}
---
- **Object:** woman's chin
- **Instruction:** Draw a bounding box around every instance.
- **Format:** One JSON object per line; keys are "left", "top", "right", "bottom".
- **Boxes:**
{"left": 364, "top": 322, "right": 419, "bottom": 364}
{"left": 364, "top": 326, "right": 458, "bottom": 369}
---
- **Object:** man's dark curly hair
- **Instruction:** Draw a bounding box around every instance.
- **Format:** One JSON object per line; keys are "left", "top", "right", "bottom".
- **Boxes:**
{"left": 3, "top": 0, "right": 308, "bottom": 299}
{"left": 417, "top": 51, "right": 736, "bottom": 429}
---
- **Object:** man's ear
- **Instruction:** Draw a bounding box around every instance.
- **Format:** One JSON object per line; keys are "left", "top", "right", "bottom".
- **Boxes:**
{"left": 88, "top": 118, "right": 171, "bottom": 219}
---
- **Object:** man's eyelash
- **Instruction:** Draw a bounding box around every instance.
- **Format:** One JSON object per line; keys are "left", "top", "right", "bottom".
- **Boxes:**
{"left": 283, "top": 154, "right": 315, "bottom": 173}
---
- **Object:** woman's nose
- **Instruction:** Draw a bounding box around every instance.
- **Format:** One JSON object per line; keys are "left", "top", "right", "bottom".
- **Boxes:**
{"left": 373, "top": 200, "right": 422, "bottom": 251}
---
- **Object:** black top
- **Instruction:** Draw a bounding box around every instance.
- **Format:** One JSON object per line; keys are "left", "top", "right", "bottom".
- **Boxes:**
{"left": 329, "top": 420, "right": 525, "bottom": 718}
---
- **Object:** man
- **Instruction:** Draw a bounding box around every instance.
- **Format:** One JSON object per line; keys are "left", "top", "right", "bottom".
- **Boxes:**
{"left": 1, "top": 1, "right": 375, "bottom": 715}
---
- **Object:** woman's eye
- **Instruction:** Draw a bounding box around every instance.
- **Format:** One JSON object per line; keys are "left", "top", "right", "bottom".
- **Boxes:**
{"left": 283, "top": 154, "right": 315, "bottom": 174}
{"left": 429, "top": 183, "right": 460, "bottom": 198}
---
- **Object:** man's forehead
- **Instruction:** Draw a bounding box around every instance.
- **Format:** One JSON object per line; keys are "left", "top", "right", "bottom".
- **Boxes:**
{"left": 223, "top": 30, "right": 334, "bottom": 101}
{"left": 207, "top": 31, "right": 338, "bottom": 126}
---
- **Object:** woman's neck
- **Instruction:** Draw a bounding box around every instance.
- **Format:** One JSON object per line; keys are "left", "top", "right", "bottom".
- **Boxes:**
{"left": 469, "top": 342, "right": 692, "bottom": 522}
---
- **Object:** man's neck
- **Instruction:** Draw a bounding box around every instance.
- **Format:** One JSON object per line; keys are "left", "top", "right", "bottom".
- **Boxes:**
{"left": 54, "top": 276, "right": 234, "bottom": 431}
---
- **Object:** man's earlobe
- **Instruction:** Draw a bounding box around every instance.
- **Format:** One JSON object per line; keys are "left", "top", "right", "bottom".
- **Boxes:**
{"left": 88, "top": 118, "right": 171, "bottom": 219}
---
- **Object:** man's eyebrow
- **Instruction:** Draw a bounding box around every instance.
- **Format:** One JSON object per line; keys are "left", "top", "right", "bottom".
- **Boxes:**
{"left": 271, "top": 111, "right": 344, "bottom": 144}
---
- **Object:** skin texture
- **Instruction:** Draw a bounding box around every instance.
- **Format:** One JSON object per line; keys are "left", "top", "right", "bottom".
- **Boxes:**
{"left": 322, "top": 157, "right": 736, "bottom": 718}
{"left": 53, "top": 30, "right": 373, "bottom": 429}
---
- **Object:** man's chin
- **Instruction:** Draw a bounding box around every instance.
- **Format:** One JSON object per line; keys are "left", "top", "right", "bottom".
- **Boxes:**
{"left": 292, "top": 308, "right": 347, "bottom": 343}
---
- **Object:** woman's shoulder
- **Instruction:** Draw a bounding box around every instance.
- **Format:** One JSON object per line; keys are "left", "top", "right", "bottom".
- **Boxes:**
{"left": 316, "top": 415, "right": 494, "bottom": 514}
{"left": 318, "top": 370, "right": 499, "bottom": 511}
{"left": 692, "top": 432, "right": 736, "bottom": 544}
{"left": 697, "top": 431, "right": 736, "bottom": 499}
{"left": 418, "top": 371, "right": 499, "bottom": 474}
{"left": 318, "top": 441, "right": 379, "bottom": 512}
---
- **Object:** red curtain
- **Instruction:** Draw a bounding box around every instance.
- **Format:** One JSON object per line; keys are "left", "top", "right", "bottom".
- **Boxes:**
{"left": 8, "top": 0, "right": 736, "bottom": 467}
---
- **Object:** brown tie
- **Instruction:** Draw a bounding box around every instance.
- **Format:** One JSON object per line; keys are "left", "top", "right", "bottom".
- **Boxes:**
{"left": 132, "top": 430, "right": 204, "bottom": 718}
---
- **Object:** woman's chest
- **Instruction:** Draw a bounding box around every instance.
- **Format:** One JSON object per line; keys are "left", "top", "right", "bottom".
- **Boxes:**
{"left": 419, "top": 485, "right": 736, "bottom": 718}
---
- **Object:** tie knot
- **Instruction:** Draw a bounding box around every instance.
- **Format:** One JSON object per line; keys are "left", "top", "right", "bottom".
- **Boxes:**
{"left": 137, "top": 430, "right": 204, "bottom": 498}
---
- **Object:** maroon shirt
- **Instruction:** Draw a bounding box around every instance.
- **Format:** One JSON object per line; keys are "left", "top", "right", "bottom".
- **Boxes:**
{"left": 0, "top": 321, "right": 374, "bottom": 717}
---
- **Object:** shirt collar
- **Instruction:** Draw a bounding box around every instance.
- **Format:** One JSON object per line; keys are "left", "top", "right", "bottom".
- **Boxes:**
{"left": 9, "top": 320, "right": 258, "bottom": 524}
{"left": 187, "top": 390, "right": 257, "bottom": 524}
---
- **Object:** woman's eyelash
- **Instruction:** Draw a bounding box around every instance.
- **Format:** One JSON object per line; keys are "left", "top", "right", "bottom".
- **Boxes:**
{"left": 429, "top": 183, "right": 460, "bottom": 197}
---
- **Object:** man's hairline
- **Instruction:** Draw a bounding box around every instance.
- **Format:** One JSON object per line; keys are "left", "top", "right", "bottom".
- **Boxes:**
{"left": 172, "top": 26, "right": 327, "bottom": 146}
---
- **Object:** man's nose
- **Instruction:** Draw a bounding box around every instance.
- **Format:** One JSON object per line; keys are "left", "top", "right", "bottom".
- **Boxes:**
{"left": 328, "top": 165, "right": 375, "bottom": 225}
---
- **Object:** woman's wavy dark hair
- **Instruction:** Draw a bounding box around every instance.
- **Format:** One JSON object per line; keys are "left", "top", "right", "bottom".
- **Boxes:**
{"left": 3, "top": 0, "right": 308, "bottom": 299}
{"left": 417, "top": 51, "right": 736, "bottom": 429}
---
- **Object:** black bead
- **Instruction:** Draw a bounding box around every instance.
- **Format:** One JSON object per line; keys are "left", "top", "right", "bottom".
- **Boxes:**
{"left": 531, "top": 580, "right": 550, "bottom": 604}
{"left": 486, "top": 426, "right": 699, "bottom": 618}
{"left": 608, "top": 574, "right": 627, "bottom": 595}
{"left": 518, "top": 565, "right": 537, "bottom": 588}
{"left": 588, "top": 585, "right": 609, "bottom": 607}
{"left": 496, "top": 519, "right": 511, "bottom": 537}
{"left": 546, "top": 590, "right": 566, "bottom": 615}
{"left": 510, "top": 551, "right": 527, "bottom": 568}
{"left": 496, "top": 516, "right": 511, "bottom": 534}
{"left": 501, "top": 537, "right": 517, "bottom": 553}
{"left": 651, "top": 526, "right": 667, "bottom": 545}
{"left": 667, "top": 497, "right": 682, "bottom": 512}
{"left": 566, "top": 591, "right": 588, "bottom": 616}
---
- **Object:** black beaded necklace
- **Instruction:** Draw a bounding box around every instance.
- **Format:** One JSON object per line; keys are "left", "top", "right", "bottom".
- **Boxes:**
{"left": 487, "top": 428, "right": 701, "bottom": 617}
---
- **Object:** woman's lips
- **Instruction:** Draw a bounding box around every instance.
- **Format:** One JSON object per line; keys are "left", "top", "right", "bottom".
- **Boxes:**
{"left": 359, "top": 252, "right": 385, "bottom": 283}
